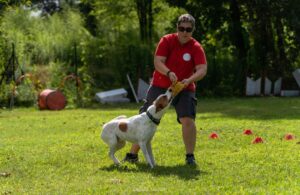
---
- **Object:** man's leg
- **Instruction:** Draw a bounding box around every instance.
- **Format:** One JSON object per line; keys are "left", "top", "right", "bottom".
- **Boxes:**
{"left": 179, "top": 117, "right": 196, "bottom": 154}
{"left": 130, "top": 144, "right": 140, "bottom": 153}
{"left": 174, "top": 91, "right": 197, "bottom": 165}
{"left": 123, "top": 144, "right": 140, "bottom": 163}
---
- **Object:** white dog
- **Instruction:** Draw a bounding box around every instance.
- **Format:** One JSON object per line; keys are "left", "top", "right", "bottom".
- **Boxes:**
{"left": 101, "top": 88, "right": 173, "bottom": 168}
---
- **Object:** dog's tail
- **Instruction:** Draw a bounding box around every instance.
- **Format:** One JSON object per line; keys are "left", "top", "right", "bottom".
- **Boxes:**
{"left": 112, "top": 115, "right": 127, "bottom": 120}
{"left": 102, "top": 115, "right": 126, "bottom": 129}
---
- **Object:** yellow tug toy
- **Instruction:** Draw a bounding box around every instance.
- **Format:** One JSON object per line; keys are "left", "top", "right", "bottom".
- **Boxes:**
{"left": 171, "top": 81, "right": 185, "bottom": 97}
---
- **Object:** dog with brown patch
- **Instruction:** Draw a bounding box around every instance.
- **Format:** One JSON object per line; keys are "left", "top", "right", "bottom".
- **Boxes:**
{"left": 101, "top": 88, "right": 173, "bottom": 168}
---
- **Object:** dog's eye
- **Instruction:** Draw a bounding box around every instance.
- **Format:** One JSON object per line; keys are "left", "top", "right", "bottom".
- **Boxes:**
{"left": 169, "top": 89, "right": 172, "bottom": 92}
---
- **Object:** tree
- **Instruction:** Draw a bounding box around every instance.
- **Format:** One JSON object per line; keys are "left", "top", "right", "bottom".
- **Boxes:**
{"left": 135, "top": 0, "right": 153, "bottom": 43}
{"left": 228, "top": 0, "right": 249, "bottom": 94}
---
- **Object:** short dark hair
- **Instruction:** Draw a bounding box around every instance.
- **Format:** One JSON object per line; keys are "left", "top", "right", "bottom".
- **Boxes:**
{"left": 177, "top": 14, "right": 195, "bottom": 30}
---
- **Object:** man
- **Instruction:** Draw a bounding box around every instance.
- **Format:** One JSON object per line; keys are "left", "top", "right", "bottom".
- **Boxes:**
{"left": 124, "top": 14, "right": 207, "bottom": 165}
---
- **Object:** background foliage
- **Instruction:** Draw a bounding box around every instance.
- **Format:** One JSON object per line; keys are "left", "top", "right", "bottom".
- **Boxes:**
{"left": 1, "top": 0, "right": 300, "bottom": 107}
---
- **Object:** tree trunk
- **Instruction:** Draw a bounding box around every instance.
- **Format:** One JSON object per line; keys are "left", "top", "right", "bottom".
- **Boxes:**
{"left": 275, "top": 16, "right": 289, "bottom": 77}
{"left": 229, "top": 0, "right": 249, "bottom": 95}
{"left": 135, "top": 0, "right": 153, "bottom": 82}
{"left": 135, "top": 0, "right": 152, "bottom": 43}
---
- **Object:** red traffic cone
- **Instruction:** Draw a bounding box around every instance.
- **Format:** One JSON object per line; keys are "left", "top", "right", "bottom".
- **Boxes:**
{"left": 284, "top": 133, "right": 295, "bottom": 140}
{"left": 243, "top": 129, "right": 253, "bottom": 135}
{"left": 209, "top": 132, "right": 219, "bottom": 139}
{"left": 252, "top": 137, "right": 263, "bottom": 144}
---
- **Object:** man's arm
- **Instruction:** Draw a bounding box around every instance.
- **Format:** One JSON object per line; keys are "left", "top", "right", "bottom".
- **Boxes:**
{"left": 181, "top": 64, "right": 207, "bottom": 86}
{"left": 154, "top": 56, "right": 178, "bottom": 83}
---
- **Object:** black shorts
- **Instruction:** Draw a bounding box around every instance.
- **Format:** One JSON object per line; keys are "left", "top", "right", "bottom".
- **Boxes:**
{"left": 139, "top": 85, "right": 197, "bottom": 123}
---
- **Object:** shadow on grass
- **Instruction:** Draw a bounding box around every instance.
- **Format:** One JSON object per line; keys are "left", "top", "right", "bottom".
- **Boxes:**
{"left": 98, "top": 163, "right": 207, "bottom": 180}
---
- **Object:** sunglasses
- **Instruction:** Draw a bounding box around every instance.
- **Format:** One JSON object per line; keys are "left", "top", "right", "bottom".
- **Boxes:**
{"left": 178, "top": 26, "right": 193, "bottom": 33}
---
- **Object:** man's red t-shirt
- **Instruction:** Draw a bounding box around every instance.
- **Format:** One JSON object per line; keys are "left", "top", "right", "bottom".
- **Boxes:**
{"left": 152, "top": 33, "right": 207, "bottom": 92}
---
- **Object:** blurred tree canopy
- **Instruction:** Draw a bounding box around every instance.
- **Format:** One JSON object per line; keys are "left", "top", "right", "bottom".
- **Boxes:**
{"left": 1, "top": 0, "right": 300, "bottom": 106}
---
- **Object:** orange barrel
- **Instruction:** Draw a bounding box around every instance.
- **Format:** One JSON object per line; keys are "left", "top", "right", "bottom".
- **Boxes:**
{"left": 38, "top": 89, "right": 66, "bottom": 110}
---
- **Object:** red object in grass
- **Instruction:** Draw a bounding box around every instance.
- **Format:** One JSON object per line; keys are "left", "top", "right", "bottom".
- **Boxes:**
{"left": 209, "top": 132, "right": 219, "bottom": 139}
{"left": 38, "top": 89, "right": 66, "bottom": 110}
{"left": 252, "top": 137, "right": 263, "bottom": 144}
{"left": 243, "top": 129, "right": 253, "bottom": 135}
{"left": 284, "top": 133, "right": 295, "bottom": 140}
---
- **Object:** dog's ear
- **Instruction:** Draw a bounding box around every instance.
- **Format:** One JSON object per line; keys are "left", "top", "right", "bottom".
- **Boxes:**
{"left": 154, "top": 95, "right": 168, "bottom": 113}
{"left": 155, "top": 104, "right": 164, "bottom": 113}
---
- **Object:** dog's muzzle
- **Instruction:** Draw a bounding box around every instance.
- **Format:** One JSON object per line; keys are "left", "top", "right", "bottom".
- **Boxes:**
{"left": 166, "top": 88, "right": 174, "bottom": 102}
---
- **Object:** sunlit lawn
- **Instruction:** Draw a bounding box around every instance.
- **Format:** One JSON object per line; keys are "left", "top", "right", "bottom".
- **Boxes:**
{"left": 1, "top": 97, "right": 300, "bottom": 194}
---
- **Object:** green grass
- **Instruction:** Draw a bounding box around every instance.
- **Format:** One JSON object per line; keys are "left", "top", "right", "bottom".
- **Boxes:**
{"left": 1, "top": 97, "right": 300, "bottom": 194}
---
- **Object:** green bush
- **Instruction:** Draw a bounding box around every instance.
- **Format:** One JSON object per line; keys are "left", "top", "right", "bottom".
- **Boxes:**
{"left": 0, "top": 6, "right": 93, "bottom": 107}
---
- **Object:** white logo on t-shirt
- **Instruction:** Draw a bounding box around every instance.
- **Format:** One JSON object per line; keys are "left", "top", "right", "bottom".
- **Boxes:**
{"left": 183, "top": 53, "right": 191, "bottom": 61}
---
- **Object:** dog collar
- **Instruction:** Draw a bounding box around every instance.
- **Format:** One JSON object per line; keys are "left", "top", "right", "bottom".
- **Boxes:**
{"left": 146, "top": 111, "right": 160, "bottom": 125}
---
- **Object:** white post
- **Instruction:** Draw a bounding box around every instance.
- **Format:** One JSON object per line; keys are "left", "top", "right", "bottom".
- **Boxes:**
{"left": 127, "top": 74, "right": 139, "bottom": 103}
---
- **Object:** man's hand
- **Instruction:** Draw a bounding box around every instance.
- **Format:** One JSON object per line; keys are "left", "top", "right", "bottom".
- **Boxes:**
{"left": 181, "top": 78, "right": 192, "bottom": 87}
{"left": 181, "top": 64, "right": 207, "bottom": 87}
{"left": 168, "top": 71, "right": 178, "bottom": 84}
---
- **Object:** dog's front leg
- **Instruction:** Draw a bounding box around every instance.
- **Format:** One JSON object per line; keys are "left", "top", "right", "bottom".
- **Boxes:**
{"left": 139, "top": 142, "right": 154, "bottom": 168}
{"left": 146, "top": 141, "right": 155, "bottom": 166}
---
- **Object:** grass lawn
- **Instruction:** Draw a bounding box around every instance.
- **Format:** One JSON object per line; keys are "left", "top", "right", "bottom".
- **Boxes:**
{"left": 1, "top": 97, "right": 300, "bottom": 194}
